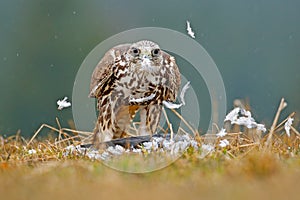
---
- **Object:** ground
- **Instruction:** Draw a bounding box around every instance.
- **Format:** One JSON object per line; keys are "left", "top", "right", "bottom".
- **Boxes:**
{"left": 1, "top": 146, "right": 300, "bottom": 200}
{"left": 1, "top": 99, "right": 299, "bottom": 200}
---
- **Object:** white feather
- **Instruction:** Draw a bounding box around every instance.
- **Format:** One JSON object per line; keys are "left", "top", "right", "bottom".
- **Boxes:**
{"left": 186, "top": 20, "right": 195, "bottom": 38}
{"left": 163, "top": 81, "right": 190, "bottom": 109}
{"left": 57, "top": 97, "right": 71, "bottom": 110}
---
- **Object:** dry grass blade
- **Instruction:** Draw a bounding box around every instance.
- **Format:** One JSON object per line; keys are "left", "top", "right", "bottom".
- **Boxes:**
{"left": 162, "top": 107, "right": 171, "bottom": 135}
{"left": 28, "top": 124, "right": 60, "bottom": 146}
{"left": 291, "top": 126, "right": 300, "bottom": 137}
{"left": 264, "top": 98, "right": 287, "bottom": 151}
{"left": 274, "top": 112, "right": 296, "bottom": 131}
{"left": 170, "top": 109, "right": 196, "bottom": 137}
{"left": 60, "top": 128, "right": 93, "bottom": 136}
{"left": 27, "top": 118, "right": 93, "bottom": 146}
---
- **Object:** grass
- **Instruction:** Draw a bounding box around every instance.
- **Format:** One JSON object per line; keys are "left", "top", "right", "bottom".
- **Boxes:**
{"left": 1, "top": 98, "right": 300, "bottom": 200}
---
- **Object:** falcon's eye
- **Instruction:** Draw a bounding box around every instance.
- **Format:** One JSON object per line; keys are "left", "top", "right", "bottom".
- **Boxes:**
{"left": 132, "top": 48, "right": 140, "bottom": 56}
{"left": 152, "top": 49, "right": 160, "bottom": 56}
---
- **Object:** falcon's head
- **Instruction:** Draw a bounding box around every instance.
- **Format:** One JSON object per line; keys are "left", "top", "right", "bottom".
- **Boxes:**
{"left": 126, "top": 40, "right": 163, "bottom": 70}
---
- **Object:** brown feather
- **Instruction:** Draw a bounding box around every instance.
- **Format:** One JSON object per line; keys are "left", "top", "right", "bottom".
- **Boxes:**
{"left": 89, "top": 44, "right": 131, "bottom": 98}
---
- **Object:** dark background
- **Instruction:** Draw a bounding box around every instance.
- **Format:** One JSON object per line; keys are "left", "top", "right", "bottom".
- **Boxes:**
{"left": 0, "top": 0, "right": 299, "bottom": 137}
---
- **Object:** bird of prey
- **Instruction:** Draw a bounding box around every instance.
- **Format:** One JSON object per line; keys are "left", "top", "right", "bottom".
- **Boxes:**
{"left": 89, "top": 40, "right": 181, "bottom": 144}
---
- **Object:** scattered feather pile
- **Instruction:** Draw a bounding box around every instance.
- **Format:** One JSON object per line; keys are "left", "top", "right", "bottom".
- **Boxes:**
{"left": 64, "top": 134, "right": 198, "bottom": 161}
{"left": 224, "top": 106, "right": 266, "bottom": 132}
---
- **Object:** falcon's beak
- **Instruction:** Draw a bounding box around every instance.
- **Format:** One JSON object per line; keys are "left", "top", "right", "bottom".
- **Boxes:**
{"left": 140, "top": 49, "right": 151, "bottom": 59}
{"left": 140, "top": 54, "right": 152, "bottom": 67}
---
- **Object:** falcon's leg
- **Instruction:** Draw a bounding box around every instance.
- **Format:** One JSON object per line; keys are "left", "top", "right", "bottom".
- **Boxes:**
{"left": 113, "top": 105, "right": 139, "bottom": 139}
{"left": 138, "top": 107, "right": 149, "bottom": 136}
{"left": 93, "top": 96, "right": 114, "bottom": 144}
{"left": 144, "top": 104, "right": 162, "bottom": 135}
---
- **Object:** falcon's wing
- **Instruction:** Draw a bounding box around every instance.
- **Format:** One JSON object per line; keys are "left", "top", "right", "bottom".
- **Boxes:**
{"left": 161, "top": 51, "right": 181, "bottom": 102}
{"left": 89, "top": 44, "right": 131, "bottom": 98}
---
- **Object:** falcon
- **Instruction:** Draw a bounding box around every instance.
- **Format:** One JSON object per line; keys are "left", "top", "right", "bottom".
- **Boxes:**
{"left": 89, "top": 40, "right": 181, "bottom": 144}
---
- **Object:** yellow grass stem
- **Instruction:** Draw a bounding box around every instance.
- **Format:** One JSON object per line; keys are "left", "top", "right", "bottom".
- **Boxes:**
{"left": 264, "top": 98, "right": 287, "bottom": 151}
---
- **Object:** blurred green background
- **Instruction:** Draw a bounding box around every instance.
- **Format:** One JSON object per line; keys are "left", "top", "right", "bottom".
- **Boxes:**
{"left": 0, "top": 0, "right": 299, "bottom": 137}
